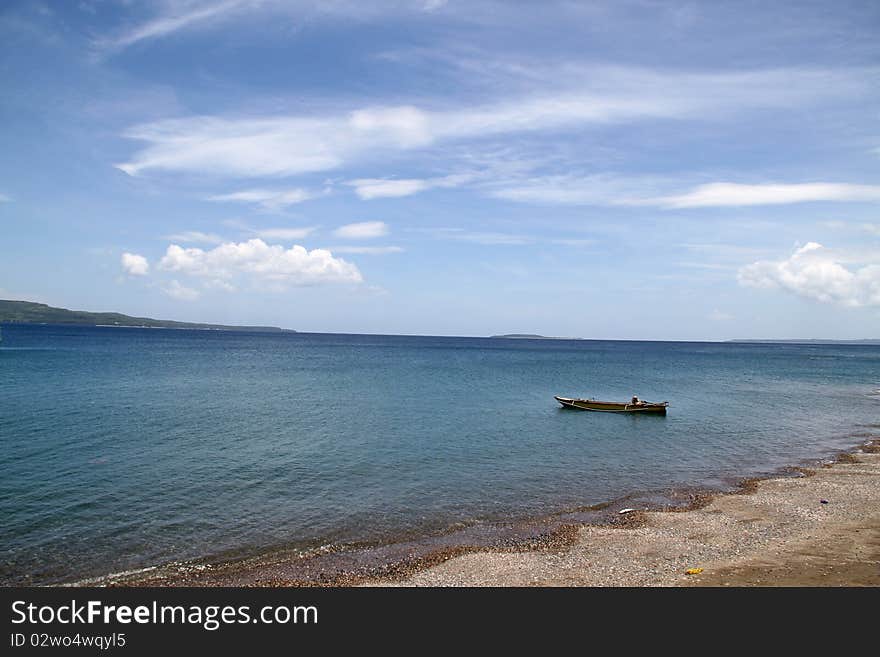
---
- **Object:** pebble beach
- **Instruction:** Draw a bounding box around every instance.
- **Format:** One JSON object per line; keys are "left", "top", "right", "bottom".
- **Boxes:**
{"left": 370, "top": 442, "right": 880, "bottom": 587}
{"left": 99, "top": 440, "right": 880, "bottom": 588}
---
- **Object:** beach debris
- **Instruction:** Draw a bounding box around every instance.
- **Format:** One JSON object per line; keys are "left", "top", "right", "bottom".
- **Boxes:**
{"left": 618, "top": 508, "right": 637, "bottom": 514}
{"left": 820, "top": 499, "right": 829, "bottom": 504}
{"left": 685, "top": 568, "right": 704, "bottom": 575}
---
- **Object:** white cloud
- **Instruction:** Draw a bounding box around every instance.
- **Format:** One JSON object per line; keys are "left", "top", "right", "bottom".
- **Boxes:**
{"left": 647, "top": 183, "right": 880, "bottom": 208}
{"left": 101, "top": 1, "right": 448, "bottom": 53}
{"left": 158, "top": 239, "right": 363, "bottom": 287}
{"left": 162, "top": 279, "right": 201, "bottom": 301}
{"left": 164, "top": 231, "right": 224, "bottom": 244}
{"left": 333, "top": 221, "right": 388, "bottom": 239}
{"left": 101, "top": 0, "right": 251, "bottom": 51}
{"left": 207, "top": 188, "right": 316, "bottom": 210}
{"left": 348, "top": 174, "right": 471, "bottom": 199}
{"left": 0, "top": 193, "right": 10, "bottom": 202}
{"left": 253, "top": 227, "right": 316, "bottom": 241}
{"left": 738, "top": 242, "right": 880, "bottom": 307}
{"left": 491, "top": 177, "right": 880, "bottom": 208}
{"left": 116, "top": 109, "right": 423, "bottom": 178}
{"left": 349, "top": 178, "right": 430, "bottom": 199}
{"left": 330, "top": 245, "right": 403, "bottom": 254}
{"left": 121, "top": 252, "right": 150, "bottom": 276}
{"left": 116, "top": 67, "right": 871, "bottom": 179}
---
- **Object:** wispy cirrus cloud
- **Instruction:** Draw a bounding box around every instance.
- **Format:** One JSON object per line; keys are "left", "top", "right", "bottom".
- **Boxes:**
{"left": 643, "top": 182, "right": 880, "bottom": 208}
{"left": 347, "top": 178, "right": 429, "bottom": 199}
{"left": 218, "top": 218, "right": 318, "bottom": 242}
{"left": 348, "top": 174, "right": 472, "bottom": 199}
{"left": 164, "top": 230, "right": 224, "bottom": 244}
{"left": 333, "top": 221, "right": 388, "bottom": 239}
{"left": 423, "top": 228, "right": 533, "bottom": 246}
{"left": 330, "top": 245, "right": 404, "bottom": 254}
{"left": 491, "top": 177, "right": 880, "bottom": 208}
{"left": 116, "top": 67, "right": 872, "bottom": 179}
{"left": 738, "top": 242, "right": 880, "bottom": 307}
{"left": 100, "top": 0, "right": 250, "bottom": 52}
{"left": 489, "top": 174, "right": 659, "bottom": 205}
{"left": 99, "top": 1, "right": 450, "bottom": 54}
{"left": 207, "top": 187, "right": 318, "bottom": 211}
{"left": 253, "top": 227, "right": 316, "bottom": 240}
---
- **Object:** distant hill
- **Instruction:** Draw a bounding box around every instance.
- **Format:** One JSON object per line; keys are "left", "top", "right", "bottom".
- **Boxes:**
{"left": 0, "top": 300, "right": 293, "bottom": 332}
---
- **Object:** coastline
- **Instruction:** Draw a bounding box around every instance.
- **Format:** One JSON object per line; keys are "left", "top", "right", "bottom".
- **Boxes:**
{"left": 373, "top": 441, "right": 880, "bottom": 587}
{"left": 86, "top": 437, "right": 880, "bottom": 588}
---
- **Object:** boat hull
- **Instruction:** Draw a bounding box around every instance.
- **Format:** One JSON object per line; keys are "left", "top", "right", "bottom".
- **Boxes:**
{"left": 554, "top": 396, "right": 668, "bottom": 414}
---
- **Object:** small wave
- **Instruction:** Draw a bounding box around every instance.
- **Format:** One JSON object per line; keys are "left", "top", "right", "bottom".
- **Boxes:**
{"left": 67, "top": 565, "right": 157, "bottom": 587}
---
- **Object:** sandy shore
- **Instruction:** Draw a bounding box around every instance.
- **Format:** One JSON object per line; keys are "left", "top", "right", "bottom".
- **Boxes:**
{"left": 368, "top": 444, "right": 880, "bottom": 587}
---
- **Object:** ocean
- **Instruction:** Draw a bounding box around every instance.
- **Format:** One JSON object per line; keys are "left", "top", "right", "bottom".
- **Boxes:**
{"left": 1, "top": 324, "right": 878, "bottom": 585}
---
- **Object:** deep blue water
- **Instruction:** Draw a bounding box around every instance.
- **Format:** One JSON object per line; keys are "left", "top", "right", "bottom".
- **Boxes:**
{"left": 1, "top": 324, "right": 878, "bottom": 584}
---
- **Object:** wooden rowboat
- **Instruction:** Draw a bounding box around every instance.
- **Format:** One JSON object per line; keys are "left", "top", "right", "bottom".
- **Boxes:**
{"left": 554, "top": 396, "right": 669, "bottom": 414}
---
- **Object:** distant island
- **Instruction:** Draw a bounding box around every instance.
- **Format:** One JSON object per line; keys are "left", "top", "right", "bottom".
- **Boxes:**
{"left": 490, "top": 334, "right": 584, "bottom": 340}
{"left": 730, "top": 339, "right": 880, "bottom": 345}
{"left": 0, "top": 300, "right": 294, "bottom": 333}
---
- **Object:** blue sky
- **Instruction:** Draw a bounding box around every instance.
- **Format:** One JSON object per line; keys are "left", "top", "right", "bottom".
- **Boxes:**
{"left": 1, "top": 0, "right": 879, "bottom": 339}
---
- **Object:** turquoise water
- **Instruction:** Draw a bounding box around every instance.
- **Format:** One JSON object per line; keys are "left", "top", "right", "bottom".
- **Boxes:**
{"left": 1, "top": 324, "right": 878, "bottom": 584}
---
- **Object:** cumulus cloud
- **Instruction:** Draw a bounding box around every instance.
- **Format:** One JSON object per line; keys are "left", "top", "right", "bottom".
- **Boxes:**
{"left": 207, "top": 188, "right": 316, "bottom": 210}
{"left": 738, "top": 242, "right": 880, "bottom": 307}
{"left": 121, "top": 252, "right": 150, "bottom": 276}
{"left": 333, "top": 221, "right": 388, "bottom": 239}
{"left": 158, "top": 239, "right": 362, "bottom": 287}
{"left": 162, "top": 279, "right": 201, "bottom": 301}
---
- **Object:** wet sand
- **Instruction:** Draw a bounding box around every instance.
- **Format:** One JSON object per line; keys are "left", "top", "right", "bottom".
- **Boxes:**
{"left": 371, "top": 444, "right": 880, "bottom": 587}
{"left": 96, "top": 441, "right": 880, "bottom": 588}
